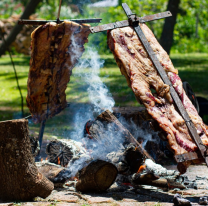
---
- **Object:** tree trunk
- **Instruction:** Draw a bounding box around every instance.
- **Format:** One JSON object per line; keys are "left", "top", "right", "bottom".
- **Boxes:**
{"left": 0, "top": 119, "right": 54, "bottom": 201}
{"left": 195, "top": 13, "right": 199, "bottom": 38}
{"left": 159, "top": 0, "right": 180, "bottom": 54}
{"left": 0, "top": 0, "right": 42, "bottom": 56}
{"left": 76, "top": 160, "right": 118, "bottom": 192}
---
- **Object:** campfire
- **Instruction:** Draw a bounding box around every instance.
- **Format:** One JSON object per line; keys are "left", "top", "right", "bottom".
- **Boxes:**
{"left": 0, "top": 1, "right": 208, "bottom": 205}
{"left": 41, "top": 109, "right": 198, "bottom": 191}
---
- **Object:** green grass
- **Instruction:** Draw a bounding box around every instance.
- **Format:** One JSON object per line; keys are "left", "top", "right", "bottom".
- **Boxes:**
{"left": 0, "top": 53, "right": 208, "bottom": 138}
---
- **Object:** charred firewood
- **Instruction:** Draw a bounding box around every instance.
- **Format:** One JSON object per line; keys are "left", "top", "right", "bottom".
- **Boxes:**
{"left": 106, "top": 144, "right": 149, "bottom": 175}
{"left": 173, "top": 194, "right": 191, "bottom": 206}
{"left": 106, "top": 144, "right": 185, "bottom": 190}
{"left": 113, "top": 106, "right": 165, "bottom": 138}
{"left": 113, "top": 106, "right": 173, "bottom": 163}
{"left": 199, "top": 196, "right": 208, "bottom": 205}
{"left": 131, "top": 172, "right": 186, "bottom": 189}
{"left": 113, "top": 106, "right": 147, "bottom": 127}
{"left": 84, "top": 110, "right": 153, "bottom": 162}
{"left": 29, "top": 134, "right": 40, "bottom": 157}
{"left": 76, "top": 160, "right": 118, "bottom": 192}
{"left": 46, "top": 139, "right": 86, "bottom": 167}
{"left": 131, "top": 173, "right": 168, "bottom": 188}
{"left": 36, "top": 161, "right": 72, "bottom": 188}
{"left": 130, "top": 159, "right": 186, "bottom": 189}
{"left": 0, "top": 119, "right": 54, "bottom": 201}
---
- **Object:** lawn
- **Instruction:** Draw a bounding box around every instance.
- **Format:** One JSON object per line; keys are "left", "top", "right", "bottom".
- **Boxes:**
{"left": 0, "top": 53, "right": 208, "bottom": 138}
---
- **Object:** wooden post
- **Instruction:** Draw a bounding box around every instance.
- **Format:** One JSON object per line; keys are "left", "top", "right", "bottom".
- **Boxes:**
{"left": 0, "top": 119, "right": 54, "bottom": 201}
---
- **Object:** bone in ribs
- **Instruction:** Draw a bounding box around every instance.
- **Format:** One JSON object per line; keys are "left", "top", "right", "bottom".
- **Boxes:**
{"left": 107, "top": 25, "right": 208, "bottom": 173}
{"left": 27, "top": 21, "right": 90, "bottom": 123}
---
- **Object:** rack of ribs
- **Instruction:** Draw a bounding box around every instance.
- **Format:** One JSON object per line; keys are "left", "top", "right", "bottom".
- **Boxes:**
{"left": 107, "top": 25, "right": 208, "bottom": 173}
{"left": 27, "top": 21, "right": 90, "bottom": 123}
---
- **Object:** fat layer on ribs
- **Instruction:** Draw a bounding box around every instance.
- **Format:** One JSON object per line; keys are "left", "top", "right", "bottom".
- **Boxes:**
{"left": 108, "top": 25, "right": 208, "bottom": 173}
{"left": 27, "top": 21, "right": 90, "bottom": 123}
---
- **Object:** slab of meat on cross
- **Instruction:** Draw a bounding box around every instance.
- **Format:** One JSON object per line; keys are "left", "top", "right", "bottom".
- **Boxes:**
{"left": 107, "top": 25, "right": 208, "bottom": 173}
{"left": 27, "top": 21, "right": 90, "bottom": 123}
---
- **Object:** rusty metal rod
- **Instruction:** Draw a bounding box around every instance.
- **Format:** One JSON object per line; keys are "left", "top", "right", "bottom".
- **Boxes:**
{"left": 57, "top": 0, "right": 62, "bottom": 22}
{"left": 38, "top": 120, "right": 46, "bottom": 148}
{"left": 0, "top": 30, "right": 24, "bottom": 117}
{"left": 18, "top": 18, "right": 102, "bottom": 25}
{"left": 122, "top": 3, "right": 208, "bottom": 167}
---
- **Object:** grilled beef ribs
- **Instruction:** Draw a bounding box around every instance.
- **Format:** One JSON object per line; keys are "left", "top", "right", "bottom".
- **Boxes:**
{"left": 27, "top": 21, "right": 90, "bottom": 123}
{"left": 108, "top": 25, "right": 208, "bottom": 173}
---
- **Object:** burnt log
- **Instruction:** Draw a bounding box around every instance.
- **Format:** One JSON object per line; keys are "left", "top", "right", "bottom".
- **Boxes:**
{"left": 113, "top": 106, "right": 148, "bottom": 126}
{"left": 131, "top": 173, "right": 185, "bottom": 189}
{"left": 86, "top": 109, "right": 154, "bottom": 161}
{"left": 46, "top": 139, "right": 86, "bottom": 167}
{"left": 0, "top": 119, "right": 54, "bottom": 201}
{"left": 113, "top": 107, "right": 174, "bottom": 164}
{"left": 130, "top": 159, "right": 186, "bottom": 189}
{"left": 36, "top": 162, "right": 72, "bottom": 187}
{"left": 76, "top": 160, "right": 118, "bottom": 192}
{"left": 29, "top": 134, "right": 40, "bottom": 157}
{"left": 113, "top": 106, "right": 167, "bottom": 141}
{"left": 173, "top": 194, "right": 191, "bottom": 206}
{"left": 131, "top": 173, "right": 168, "bottom": 188}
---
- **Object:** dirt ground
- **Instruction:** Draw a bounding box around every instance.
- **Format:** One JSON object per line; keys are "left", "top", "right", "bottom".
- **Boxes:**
{"left": 0, "top": 164, "right": 208, "bottom": 206}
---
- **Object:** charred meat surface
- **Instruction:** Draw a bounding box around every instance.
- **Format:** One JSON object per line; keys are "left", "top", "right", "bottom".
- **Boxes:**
{"left": 27, "top": 21, "right": 90, "bottom": 123}
{"left": 107, "top": 25, "right": 208, "bottom": 170}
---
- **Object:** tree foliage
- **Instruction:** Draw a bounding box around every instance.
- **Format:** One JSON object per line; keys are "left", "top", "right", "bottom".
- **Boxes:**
{"left": 105, "top": 0, "right": 208, "bottom": 53}
{"left": 0, "top": 0, "right": 208, "bottom": 54}
{"left": 173, "top": 0, "right": 208, "bottom": 53}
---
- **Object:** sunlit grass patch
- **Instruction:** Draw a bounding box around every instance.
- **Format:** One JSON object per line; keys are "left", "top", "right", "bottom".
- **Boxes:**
{"left": 0, "top": 53, "right": 208, "bottom": 137}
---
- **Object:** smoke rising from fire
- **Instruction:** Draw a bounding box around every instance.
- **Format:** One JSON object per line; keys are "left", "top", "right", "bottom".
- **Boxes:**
{"left": 75, "top": 49, "right": 115, "bottom": 114}
{"left": 65, "top": 40, "right": 158, "bottom": 177}
{"left": 68, "top": 47, "right": 115, "bottom": 142}
{"left": 67, "top": 48, "right": 118, "bottom": 176}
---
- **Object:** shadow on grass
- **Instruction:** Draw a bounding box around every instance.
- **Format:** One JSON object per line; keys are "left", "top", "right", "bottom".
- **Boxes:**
{"left": 171, "top": 56, "right": 208, "bottom": 68}
{"left": 3, "top": 73, "right": 29, "bottom": 80}
{"left": 179, "top": 70, "right": 208, "bottom": 94}
{"left": 0, "top": 54, "right": 208, "bottom": 137}
{"left": 0, "top": 56, "right": 30, "bottom": 66}
{"left": 101, "top": 55, "right": 208, "bottom": 68}
{"left": 102, "top": 57, "right": 117, "bottom": 67}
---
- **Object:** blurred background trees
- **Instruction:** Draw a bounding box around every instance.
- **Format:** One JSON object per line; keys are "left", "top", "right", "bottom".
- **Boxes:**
{"left": 0, "top": 0, "right": 208, "bottom": 54}
{"left": 0, "top": 0, "right": 208, "bottom": 126}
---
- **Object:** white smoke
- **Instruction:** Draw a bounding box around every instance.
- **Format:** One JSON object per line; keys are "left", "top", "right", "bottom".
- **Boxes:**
{"left": 118, "top": 116, "right": 158, "bottom": 148}
{"left": 65, "top": 48, "right": 119, "bottom": 176}
{"left": 75, "top": 48, "right": 115, "bottom": 114}
{"left": 68, "top": 47, "right": 114, "bottom": 141}
{"left": 65, "top": 42, "right": 158, "bottom": 178}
